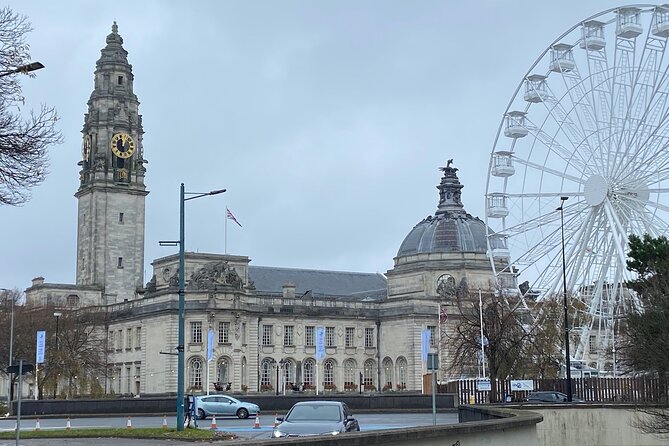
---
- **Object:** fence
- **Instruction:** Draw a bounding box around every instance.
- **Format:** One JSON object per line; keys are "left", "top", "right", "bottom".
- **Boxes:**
{"left": 443, "top": 376, "right": 668, "bottom": 405}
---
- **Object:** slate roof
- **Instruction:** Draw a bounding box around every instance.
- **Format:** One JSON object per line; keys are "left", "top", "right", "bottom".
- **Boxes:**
{"left": 248, "top": 266, "right": 387, "bottom": 298}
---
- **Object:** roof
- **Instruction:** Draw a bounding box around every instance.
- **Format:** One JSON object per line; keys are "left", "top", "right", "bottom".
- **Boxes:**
{"left": 247, "top": 266, "right": 387, "bottom": 297}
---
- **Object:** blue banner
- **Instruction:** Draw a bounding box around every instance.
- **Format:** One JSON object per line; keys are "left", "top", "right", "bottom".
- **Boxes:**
{"left": 207, "top": 329, "right": 214, "bottom": 361}
{"left": 421, "top": 328, "right": 431, "bottom": 362}
{"left": 316, "top": 327, "right": 325, "bottom": 361}
{"left": 36, "top": 330, "right": 46, "bottom": 364}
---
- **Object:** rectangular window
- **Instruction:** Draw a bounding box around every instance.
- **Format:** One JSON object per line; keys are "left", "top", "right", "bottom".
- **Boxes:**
{"left": 241, "top": 322, "right": 247, "bottom": 345}
{"left": 284, "top": 325, "right": 294, "bottom": 346}
{"left": 589, "top": 335, "right": 597, "bottom": 352}
{"left": 119, "top": 212, "right": 124, "bottom": 223}
{"left": 427, "top": 325, "right": 437, "bottom": 347}
{"left": 190, "top": 321, "right": 202, "bottom": 344}
{"left": 135, "top": 366, "right": 141, "bottom": 383}
{"left": 326, "top": 326, "right": 335, "bottom": 347}
{"left": 262, "top": 324, "right": 273, "bottom": 346}
{"left": 305, "top": 326, "right": 315, "bottom": 346}
{"left": 126, "top": 328, "right": 132, "bottom": 350}
{"left": 345, "top": 327, "right": 355, "bottom": 347}
{"left": 126, "top": 366, "right": 131, "bottom": 394}
{"left": 135, "top": 327, "right": 141, "bottom": 349}
{"left": 365, "top": 327, "right": 374, "bottom": 348}
{"left": 117, "top": 330, "right": 123, "bottom": 350}
{"left": 118, "top": 75, "right": 124, "bottom": 85}
{"left": 108, "top": 331, "right": 115, "bottom": 351}
{"left": 117, "top": 257, "right": 123, "bottom": 268}
{"left": 218, "top": 321, "right": 230, "bottom": 344}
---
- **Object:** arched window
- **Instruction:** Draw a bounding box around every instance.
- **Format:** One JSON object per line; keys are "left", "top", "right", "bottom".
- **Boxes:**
{"left": 324, "top": 359, "right": 336, "bottom": 389}
{"left": 396, "top": 357, "right": 408, "bottom": 390}
{"left": 217, "top": 357, "right": 230, "bottom": 386}
{"left": 66, "top": 294, "right": 80, "bottom": 307}
{"left": 260, "top": 358, "right": 273, "bottom": 389}
{"left": 364, "top": 359, "right": 375, "bottom": 389}
{"left": 382, "top": 357, "right": 393, "bottom": 389}
{"left": 283, "top": 359, "right": 295, "bottom": 387}
{"left": 344, "top": 359, "right": 357, "bottom": 390}
{"left": 188, "top": 357, "right": 203, "bottom": 390}
{"left": 303, "top": 359, "right": 315, "bottom": 388}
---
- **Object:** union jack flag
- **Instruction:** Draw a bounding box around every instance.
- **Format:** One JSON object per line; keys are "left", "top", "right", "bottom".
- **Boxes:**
{"left": 226, "top": 207, "right": 242, "bottom": 227}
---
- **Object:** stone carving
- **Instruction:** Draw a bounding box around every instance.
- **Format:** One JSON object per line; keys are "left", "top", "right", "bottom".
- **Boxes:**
{"left": 456, "top": 277, "right": 469, "bottom": 300}
{"left": 188, "top": 261, "right": 244, "bottom": 290}
{"left": 436, "top": 274, "right": 456, "bottom": 301}
{"left": 145, "top": 274, "right": 156, "bottom": 292}
{"left": 94, "top": 154, "right": 106, "bottom": 170}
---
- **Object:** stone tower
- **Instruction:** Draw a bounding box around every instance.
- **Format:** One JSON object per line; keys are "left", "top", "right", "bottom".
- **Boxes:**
{"left": 75, "top": 22, "right": 148, "bottom": 304}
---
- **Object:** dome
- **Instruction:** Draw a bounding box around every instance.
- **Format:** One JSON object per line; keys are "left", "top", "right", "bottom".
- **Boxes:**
{"left": 397, "top": 162, "right": 488, "bottom": 256}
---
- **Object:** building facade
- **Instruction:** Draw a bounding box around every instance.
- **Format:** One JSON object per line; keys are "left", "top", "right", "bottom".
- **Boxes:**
{"left": 24, "top": 24, "right": 497, "bottom": 397}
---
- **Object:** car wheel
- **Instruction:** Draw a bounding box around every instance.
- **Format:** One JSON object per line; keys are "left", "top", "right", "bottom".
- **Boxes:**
{"left": 197, "top": 408, "right": 206, "bottom": 420}
{"left": 237, "top": 408, "right": 249, "bottom": 419}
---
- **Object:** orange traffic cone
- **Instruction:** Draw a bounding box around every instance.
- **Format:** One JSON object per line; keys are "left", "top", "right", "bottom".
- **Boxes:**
{"left": 66, "top": 417, "right": 72, "bottom": 430}
{"left": 126, "top": 416, "right": 132, "bottom": 429}
{"left": 162, "top": 414, "right": 168, "bottom": 429}
{"left": 273, "top": 413, "right": 279, "bottom": 428}
{"left": 35, "top": 418, "right": 41, "bottom": 431}
{"left": 253, "top": 411, "right": 261, "bottom": 429}
{"left": 210, "top": 415, "right": 217, "bottom": 430}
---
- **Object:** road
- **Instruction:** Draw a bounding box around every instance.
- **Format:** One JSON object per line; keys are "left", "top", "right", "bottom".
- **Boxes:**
{"left": 0, "top": 412, "right": 459, "bottom": 445}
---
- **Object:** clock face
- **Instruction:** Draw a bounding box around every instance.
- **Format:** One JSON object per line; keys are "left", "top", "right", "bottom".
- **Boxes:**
{"left": 110, "top": 132, "right": 135, "bottom": 159}
{"left": 82, "top": 135, "right": 92, "bottom": 161}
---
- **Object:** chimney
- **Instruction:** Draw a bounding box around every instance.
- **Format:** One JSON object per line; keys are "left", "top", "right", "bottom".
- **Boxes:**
{"left": 32, "top": 276, "right": 45, "bottom": 286}
{"left": 282, "top": 281, "right": 296, "bottom": 299}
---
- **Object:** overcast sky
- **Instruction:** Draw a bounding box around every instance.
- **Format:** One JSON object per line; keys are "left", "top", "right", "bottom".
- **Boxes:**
{"left": 0, "top": 0, "right": 620, "bottom": 291}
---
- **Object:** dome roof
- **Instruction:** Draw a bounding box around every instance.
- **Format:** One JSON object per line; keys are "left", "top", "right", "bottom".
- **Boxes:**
{"left": 397, "top": 162, "right": 487, "bottom": 257}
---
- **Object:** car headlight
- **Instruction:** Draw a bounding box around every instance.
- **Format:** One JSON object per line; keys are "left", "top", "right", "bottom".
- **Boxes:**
{"left": 330, "top": 431, "right": 341, "bottom": 436}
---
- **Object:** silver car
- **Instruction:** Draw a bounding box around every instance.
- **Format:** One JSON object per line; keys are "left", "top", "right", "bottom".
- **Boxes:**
{"left": 194, "top": 394, "right": 260, "bottom": 419}
{"left": 272, "top": 400, "right": 360, "bottom": 438}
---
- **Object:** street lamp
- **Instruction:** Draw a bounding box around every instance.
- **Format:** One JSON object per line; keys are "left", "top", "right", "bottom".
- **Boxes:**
{"left": 557, "top": 196, "right": 573, "bottom": 402}
{"left": 2, "top": 288, "right": 13, "bottom": 415}
{"left": 159, "top": 183, "right": 226, "bottom": 431}
{"left": 0, "top": 61, "right": 44, "bottom": 78}
{"left": 53, "top": 312, "right": 62, "bottom": 399}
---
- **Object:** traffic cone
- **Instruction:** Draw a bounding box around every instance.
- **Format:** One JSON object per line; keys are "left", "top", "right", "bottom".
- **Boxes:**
{"left": 253, "top": 411, "right": 261, "bottom": 429}
{"left": 273, "top": 413, "right": 279, "bottom": 428}
{"left": 210, "top": 415, "right": 217, "bottom": 430}
{"left": 66, "top": 417, "right": 71, "bottom": 430}
{"left": 162, "top": 414, "right": 168, "bottom": 429}
{"left": 126, "top": 416, "right": 132, "bottom": 429}
{"left": 35, "top": 418, "right": 41, "bottom": 431}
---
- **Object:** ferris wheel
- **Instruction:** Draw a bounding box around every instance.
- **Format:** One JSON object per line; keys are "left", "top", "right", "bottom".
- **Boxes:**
{"left": 485, "top": 5, "right": 669, "bottom": 372}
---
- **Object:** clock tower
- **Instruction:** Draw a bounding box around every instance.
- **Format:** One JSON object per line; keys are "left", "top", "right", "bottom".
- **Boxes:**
{"left": 75, "top": 22, "right": 148, "bottom": 304}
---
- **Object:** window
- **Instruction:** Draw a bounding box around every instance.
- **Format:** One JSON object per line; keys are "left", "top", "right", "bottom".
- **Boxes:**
{"left": 241, "top": 322, "right": 247, "bottom": 345}
{"left": 284, "top": 325, "right": 294, "bottom": 346}
{"left": 303, "top": 359, "right": 314, "bottom": 387}
{"left": 66, "top": 294, "right": 80, "bottom": 307}
{"left": 364, "top": 359, "right": 375, "bottom": 387}
{"left": 126, "top": 366, "right": 131, "bottom": 394}
{"left": 396, "top": 357, "right": 407, "bottom": 389}
{"left": 135, "top": 366, "right": 141, "bottom": 381}
{"left": 119, "top": 212, "right": 124, "bottom": 223}
{"left": 365, "top": 327, "right": 374, "bottom": 348}
{"left": 108, "top": 331, "right": 115, "bottom": 351}
{"left": 345, "top": 327, "right": 355, "bottom": 347}
{"left": 218, "top": 321, "right": 230, "bottom": 344}
{"left": 117, "top": 257, "right": 123, "bottom": 268}
{"left": 305, "top": 326, "right": 315, "bottom": 346}
{"left": 344, "top": 359, "right": 356, "bottom": 388}
{"left": 190, "top": 321, "right": 202, "bottom": 344}
{"left": 324, "top": 359, "right": 335, "bottom": 387}
{"left": 325, "top": 326, "right": 335, "bottom": 347}
{"left": 383, "top": 358, "right": 393, "bottom": 388}
{"left": 117, "top": 75, "right": 124, "bottom": 85}
{"left": 126, "top": 328, "right": 132, "bottom": 350}
{"left": 135, "top": 327, "right": 141, "bottom": 349}
{"left": 260, "top": 359, "right": 272, "bottom": 387}
{"left": 117, "top": 330, "right": 123, "bottom": 350}
{"left": 262, "top": 324, "right": 273, "bottom": 346}
{"left": 427, "top": 325, "right": 437, "bottom": 347}
{"left": 589, "top": 335, "right": 597, "bottom": 352}
{"left": 189, "top": 357, "right": 203, "bottom": 389}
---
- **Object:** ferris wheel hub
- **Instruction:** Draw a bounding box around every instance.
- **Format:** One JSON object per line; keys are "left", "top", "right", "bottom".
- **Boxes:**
{"left": 584, "top": 174, "right": 608, "bottom": 206}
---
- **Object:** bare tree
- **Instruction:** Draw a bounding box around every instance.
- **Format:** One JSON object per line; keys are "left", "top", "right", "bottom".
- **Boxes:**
{"left": 0, "top": 7, "right": 62, "bottom": 206}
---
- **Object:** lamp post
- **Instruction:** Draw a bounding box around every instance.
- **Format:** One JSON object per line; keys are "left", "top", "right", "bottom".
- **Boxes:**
{"left": 557, "top": 196, "right": 573, "bottom": 402}
{"left": 160, "top": 183, "right": 226, "bottom": 431}
{"left": 53, "top": 312, "right": 62, "bottom": 399}
{"left": 0, "top": 61, "right": 44, "bottom": 78}
{"left": 2, "top": 288, "right": 13, "bottom": 415}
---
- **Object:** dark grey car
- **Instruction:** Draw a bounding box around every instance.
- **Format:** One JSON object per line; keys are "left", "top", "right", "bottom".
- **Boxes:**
{"left": 526, "top": 391, "right": 584, "bottom": 403}
{"left": 272, "top": 400, "right": 360, "bottom": 438}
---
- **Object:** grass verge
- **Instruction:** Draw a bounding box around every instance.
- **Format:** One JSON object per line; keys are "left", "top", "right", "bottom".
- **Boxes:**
{"left": 0, "top": 427, "right": 235, "bottom": 441}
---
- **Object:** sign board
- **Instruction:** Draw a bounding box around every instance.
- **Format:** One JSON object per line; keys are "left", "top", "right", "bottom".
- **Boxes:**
{"left": 510, "top": 379, "right": 534, "bottom": 391}
{"left": 477, "top": 379, "right": 491, "bottom": 391}
{"left": 427, "top": 353, "right": 439, "bottom": 371}
{"left": 36, "top": 330, "right": 46, "bottom": 364}
{"left": 421, "top": 329, "right": 431, "bottom": 362}
{"left": 7, "top": 363, "right": 34, "bottom": 375}
{"left": 315, "top": 327, "right": 326, "bottom": 361}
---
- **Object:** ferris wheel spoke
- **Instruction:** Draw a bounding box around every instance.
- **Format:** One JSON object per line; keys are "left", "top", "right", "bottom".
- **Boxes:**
{"left": 602, "top": 200, "right": 631, "bottom": 264}
{"left": 511, "top": 155, "right": 585, "bottom": 184}
{"left": 524, "top": 124, "right": 592, "bottom": 174}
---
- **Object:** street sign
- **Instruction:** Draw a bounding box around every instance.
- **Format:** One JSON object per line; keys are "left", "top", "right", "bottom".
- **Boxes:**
{"left": 427, "top": 353, "right": 439, "bottom": 371}
{"left": 7, "top": 363, "right": 34, "bottom": 375}
{"left": 477, "top": 379, "right": 491, "bottom": 391}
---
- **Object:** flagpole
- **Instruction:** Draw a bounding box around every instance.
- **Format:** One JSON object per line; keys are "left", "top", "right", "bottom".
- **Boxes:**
{"left": 478, "top": 288, "right": 486, "bottom": 379}
{"left": 224, "top": 207, "right": 228, "bottom": 254}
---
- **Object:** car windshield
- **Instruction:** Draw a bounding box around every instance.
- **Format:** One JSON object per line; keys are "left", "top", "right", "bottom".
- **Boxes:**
{"left": 286, "top": 404, "right": 342, "bottom": 422}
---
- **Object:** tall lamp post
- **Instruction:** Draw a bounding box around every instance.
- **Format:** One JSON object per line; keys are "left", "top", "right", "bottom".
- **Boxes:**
{"left": 160, "top": 183, "right": 226, "bottom": 431}
{"left": 2, "top": 288, "right": 12, "bottom": 415}
{"left": 0, "top": 61, "right": 44, "bottom": 78}
{"left": 53, "top": 312, "right": 62, "bottom": 399}
{"left": 557, "top": 196, "right": 573, "bottom": 402}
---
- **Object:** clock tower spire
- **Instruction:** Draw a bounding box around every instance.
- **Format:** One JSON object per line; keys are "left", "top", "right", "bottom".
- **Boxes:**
{"left": 75, "top": 22, "right": 148, "bottom": 304}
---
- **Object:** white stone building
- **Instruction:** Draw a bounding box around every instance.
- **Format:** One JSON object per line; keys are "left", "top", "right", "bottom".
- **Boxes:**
{"left": 23, "top": 24, "right": 498, "bottom": 396}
